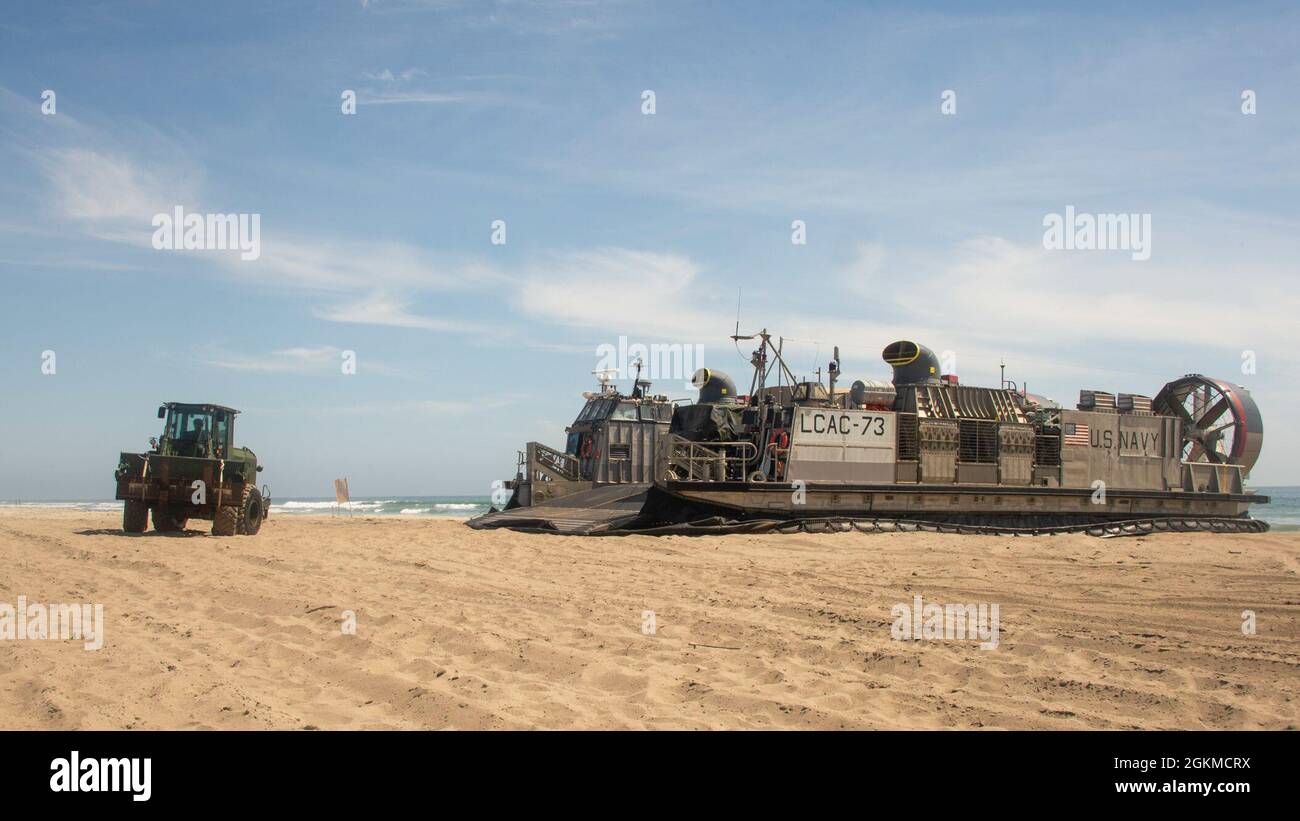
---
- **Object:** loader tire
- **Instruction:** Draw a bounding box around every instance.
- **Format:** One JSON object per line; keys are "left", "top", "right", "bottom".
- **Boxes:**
{"left": 152, "top": 504, "right": 188, "bottom": 532}
{"left": 123, "top": 500, "right": 148, "bottom": 533}
{"left": 238, "top": 486, "right": 264, "bottom": 536}
{"left": 212, "top": 504, "right": 238, "bottom": 537}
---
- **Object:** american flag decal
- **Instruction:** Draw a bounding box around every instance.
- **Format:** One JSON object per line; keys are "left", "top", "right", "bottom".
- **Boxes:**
{"left": 1063, "top": 422, "right": 1090, "bottom": 447}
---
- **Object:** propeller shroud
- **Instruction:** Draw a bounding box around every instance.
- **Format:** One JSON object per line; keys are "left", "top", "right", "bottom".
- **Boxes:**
{"left": 1152, "top": 375, "right": 1262, "bottom": 476}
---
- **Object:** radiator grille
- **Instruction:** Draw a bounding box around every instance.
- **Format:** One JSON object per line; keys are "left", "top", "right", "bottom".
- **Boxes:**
{"left": 896, "top": 413, "right": 919, "bottom": 460}
{"left": 608, "top": 443, "right": 631, "bottom": 460}
{"left": 1034, "top": 431, "right": 1061, "bottom": 466}
{"left": 958, "top": 419, "right": 998, "bottom": 463}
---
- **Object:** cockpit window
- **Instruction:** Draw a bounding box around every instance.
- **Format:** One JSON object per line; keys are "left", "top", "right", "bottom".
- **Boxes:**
{"left": 166, "top": 409, "right": 214, "bottom": 441}
{"left": 214, "top": 412, "right": 229, "bottom": 456}
{"left": 164, "top": 408, "right": 215, "bottom": 457}
{"left": 576, "top": 398, "right": 660, "bottom": 423}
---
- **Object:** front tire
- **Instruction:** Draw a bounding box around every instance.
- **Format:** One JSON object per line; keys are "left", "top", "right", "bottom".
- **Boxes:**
{"left": 238, "top": 486, "right": 264, "bottom": 535}
{"left": 123, "top": 500, "right": 148, "bottom": 533}
{"left": 212, "top": 505, "right": 238, "bottom": 536}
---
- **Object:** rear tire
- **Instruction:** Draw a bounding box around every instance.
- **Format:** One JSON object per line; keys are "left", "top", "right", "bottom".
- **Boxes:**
{"left": 212, "top": 505, "right": 238, "bottom": 536}
{"left": 123, "top": 500, "right": 148, "bottom": 533}
{"left": 152, "top": 504, "right": 188, "bottom": 532}
{"left": 238, "top": 486, "right": 264, "bottom": 535}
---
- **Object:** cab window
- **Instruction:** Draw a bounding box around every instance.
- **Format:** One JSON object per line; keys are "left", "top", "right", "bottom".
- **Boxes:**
{"left": 164, "top": 408, "right": 215, "bottom": 457}
{"left": 214, "top": 413, "right": 230, "bottom": 457}
{"left": 167, "top": 409, "right": 214, "bottom": 441}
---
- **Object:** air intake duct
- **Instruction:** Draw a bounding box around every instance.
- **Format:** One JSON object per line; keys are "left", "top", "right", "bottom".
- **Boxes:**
{"left": 691, "top": 368, "right": 738, "bottom": 403}
{"left": 881, "top": 341, "right": 942, "bottom": 386}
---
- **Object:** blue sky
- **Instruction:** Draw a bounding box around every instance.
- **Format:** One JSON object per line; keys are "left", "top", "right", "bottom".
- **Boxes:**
{"left": 1, "top": 0, "right": 1297, "bottom": 498}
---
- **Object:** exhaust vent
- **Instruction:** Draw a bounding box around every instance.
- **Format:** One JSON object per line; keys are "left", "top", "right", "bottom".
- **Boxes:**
{"left": 691, "top": 368, "right": 738, "bottom": 403}
{"left": 881, "top": 341, "right": 942, "bottom": 386}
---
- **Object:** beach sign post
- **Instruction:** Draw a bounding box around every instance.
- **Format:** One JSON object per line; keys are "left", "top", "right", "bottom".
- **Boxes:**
{"left": 334, "top": 477, "right": 352, "bottom": 517}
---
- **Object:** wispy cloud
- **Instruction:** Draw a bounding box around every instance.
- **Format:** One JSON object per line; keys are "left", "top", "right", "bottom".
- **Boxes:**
{"left": 202, "top": 345, "right": 348, "bottom": 373}
{"left": 17, "top": 100, "right": 1299, "bottom": 377}
{"left": 17, "top": 117, "right": 728, "bottom": 345}
{"left": 359, "top": 0, "right": 626, "bottom": 37}
{"left": 12, "top": 108, "right": 504, "bottom": 335}
{"left": 248, "top": 397, "right": 514, "bottom": 416}
{"left": 512, "top": 247, "right": 726, "bottom": 342}
{"left": 36, "top": 147, "right": 201, "bottom": 246}
{"left": 312, "top": 293, "right": 490, "bottom": 333}
{"left": 361, "top": 92, "right": 469, "bottom": 105}
{"left": 355, "top": 64, "right": 508, "bottom": 106}
{"left": 837, "top": 237, "right": 1300, "bottom": 360}
{"left": 361, "top": 68, "right": 426, "bottom": 83}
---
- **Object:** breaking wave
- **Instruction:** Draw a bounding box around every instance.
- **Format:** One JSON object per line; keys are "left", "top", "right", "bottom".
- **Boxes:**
{"left": 1, "top": 496, "right": 492, "bottom": 519}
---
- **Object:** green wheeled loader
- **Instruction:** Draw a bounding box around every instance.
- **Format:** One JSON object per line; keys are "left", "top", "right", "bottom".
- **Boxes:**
{"left": 114, "top": 402, "right": 271, "bottom": 536}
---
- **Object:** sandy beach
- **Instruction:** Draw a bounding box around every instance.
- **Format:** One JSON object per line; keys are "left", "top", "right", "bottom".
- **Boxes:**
{"left": 0, "top": 507, "right": 1296, "bottom": 730}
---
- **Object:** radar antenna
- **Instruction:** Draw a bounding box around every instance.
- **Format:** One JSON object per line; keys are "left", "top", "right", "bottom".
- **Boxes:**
{"left": 731, "top": 327, "right": 799, "bottom": 398}
{"left": 591, "top": 367, "right": 618, "bottom": 395}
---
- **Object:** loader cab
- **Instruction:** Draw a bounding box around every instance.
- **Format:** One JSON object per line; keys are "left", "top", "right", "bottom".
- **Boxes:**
{"left": 157, "top": 403, "right": 238, "bottom": 459}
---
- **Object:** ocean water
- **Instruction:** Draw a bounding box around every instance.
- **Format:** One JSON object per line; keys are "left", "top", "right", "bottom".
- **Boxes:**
{"left": 268, "top": 497, "right": 491, "bottom": 518}
{"left": 1255, "top": 486, "right": 1300, "bottom": 531}
{"left": 3, "top": 489, "right": 1297, "bottom": 528}
{"left": 0, "top": 496, "right": 493, "bottom": 519}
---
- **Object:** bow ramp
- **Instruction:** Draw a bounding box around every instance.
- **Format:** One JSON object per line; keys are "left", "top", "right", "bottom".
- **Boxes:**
{"left": 467, "top": 484, "right": 650, "bottom": 534}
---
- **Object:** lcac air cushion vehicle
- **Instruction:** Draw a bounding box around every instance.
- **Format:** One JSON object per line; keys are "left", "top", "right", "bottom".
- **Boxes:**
{"left": 471, "top": 329, "right": 1267, "bottom": 536}
{"left": 115, "top": 402, "right": 271, "bottom": 536}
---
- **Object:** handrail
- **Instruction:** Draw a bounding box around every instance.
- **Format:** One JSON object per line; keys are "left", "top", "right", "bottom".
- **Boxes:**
{"left": 665, "top": 438, "right": 757, "bottom": 482}
{"left": 763, "top": 441, "right": 790, "bottom": 481}
{"left": 525, "top": 441, "right": 580, "bottom": 482}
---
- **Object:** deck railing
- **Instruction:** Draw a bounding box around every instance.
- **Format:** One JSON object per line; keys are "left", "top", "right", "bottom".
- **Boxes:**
{"left": 522, "top": 441, "right": 580, "bottom": 482}
{"left": 664, "top": 437, "right": 758, "bottom": 482}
